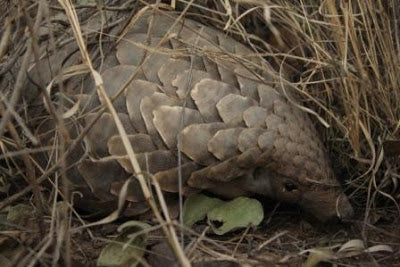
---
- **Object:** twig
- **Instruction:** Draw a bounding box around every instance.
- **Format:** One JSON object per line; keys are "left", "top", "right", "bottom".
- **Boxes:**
{"left": 0, "top": 16, "right": 11, "bottom": 60}
{"left": 0, "top": 7, "right": 35, "bottom": 137}
{"left": 4, "top": 111, "right": 45, "bottom": 238}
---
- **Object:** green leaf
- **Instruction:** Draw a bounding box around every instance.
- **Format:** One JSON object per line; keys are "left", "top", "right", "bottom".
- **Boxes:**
{"left": 183, "top": 195, "right": 264, "bottom": 235}
{"left": 97, "top": 221, "right": 150, "bottom": 267}
{"left": 207, "top": 197, "right": 264, "bottom": 235}
{"left": 183, "top": 194, "right": 224, "bottom": 227}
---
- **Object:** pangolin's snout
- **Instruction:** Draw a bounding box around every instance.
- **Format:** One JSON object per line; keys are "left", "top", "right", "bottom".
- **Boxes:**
{"left": 301, "top": 190, "right": 354, "bottom": 222}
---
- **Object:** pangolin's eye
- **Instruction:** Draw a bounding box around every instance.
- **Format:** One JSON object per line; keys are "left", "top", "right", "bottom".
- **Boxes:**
{"left": 284, "top": 182, "right": 297, "bottom": 192}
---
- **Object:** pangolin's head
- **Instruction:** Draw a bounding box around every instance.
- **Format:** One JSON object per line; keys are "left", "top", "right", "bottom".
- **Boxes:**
{"left": 245, "top": 164, "right": 354, "bottom": 222}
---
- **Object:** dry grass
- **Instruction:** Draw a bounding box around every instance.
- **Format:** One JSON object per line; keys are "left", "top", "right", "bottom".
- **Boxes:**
{"left": 0, "top": 0, "right": 399, "bottom": 265}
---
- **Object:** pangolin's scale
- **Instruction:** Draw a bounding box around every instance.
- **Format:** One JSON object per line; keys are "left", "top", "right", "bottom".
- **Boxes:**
{"left": 36, "top": 10, "right": 334, "bottom": 215}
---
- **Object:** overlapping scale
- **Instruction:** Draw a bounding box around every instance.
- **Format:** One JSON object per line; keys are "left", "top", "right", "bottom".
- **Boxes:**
{"left": 216, "top": 94, "right": 257, "bottom": 127}
{"left": 191, "top": 79, "right": 239, "bottom": 122}
{"left": 153, "top": 106, "right": 203, "bottom": 150}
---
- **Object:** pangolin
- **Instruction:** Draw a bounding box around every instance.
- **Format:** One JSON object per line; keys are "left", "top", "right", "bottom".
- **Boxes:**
{"left": 31, "top": 9, "right": 354, "bottom": 222}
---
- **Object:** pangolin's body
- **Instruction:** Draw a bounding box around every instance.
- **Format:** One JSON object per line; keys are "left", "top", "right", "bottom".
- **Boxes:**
{"left": 33, "top": 9, "right": 353, "bottom": 221}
